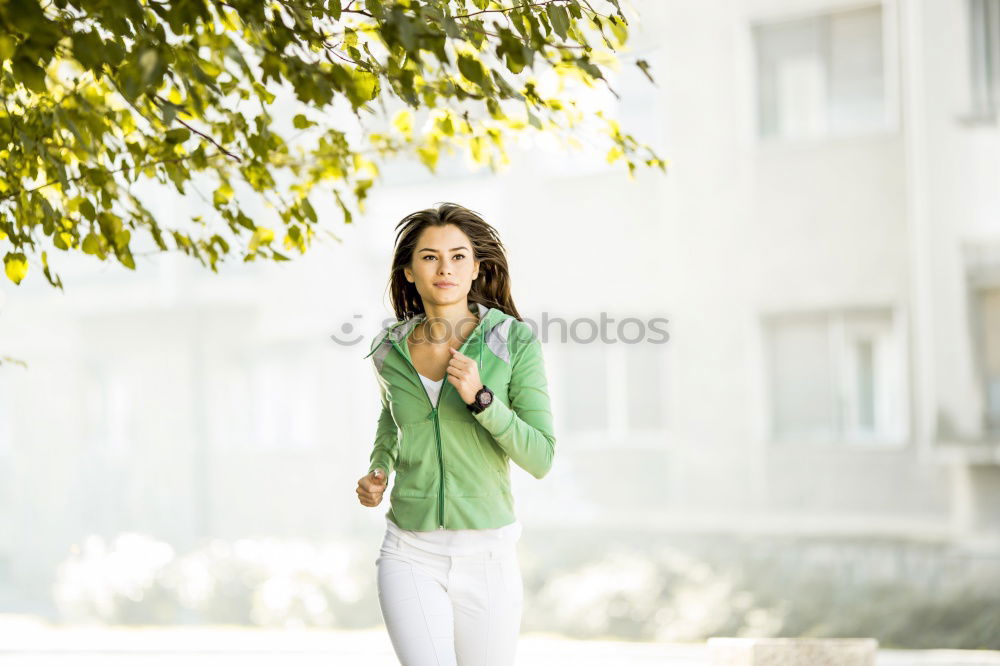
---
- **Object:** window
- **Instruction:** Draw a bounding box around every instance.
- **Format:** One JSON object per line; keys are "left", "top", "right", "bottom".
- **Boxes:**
{"left": 752, "top": 4, "right": 887, "bottom": 140}
{"left": 555, "top": 337, "right": 670, "bottom": 448}
{"left": 82, "top": 361, "right": 133, "bottom": 455}
{"left": 0, "top": 377, "right": 10, "bottom": 456}
{"left": 624, "top": 340, "right": 671, "bottom": 432}
{"left": 765, "top": 307, "right": 906, "bottom": 445}
{"left": 969, "top": 0, "right": 1000, "bottom": 119}
{"left": 974, "top": 287, "right": 1000, "bottom": 432}
{"left": 560, "top": 340, "right": 610, "bottom": 433}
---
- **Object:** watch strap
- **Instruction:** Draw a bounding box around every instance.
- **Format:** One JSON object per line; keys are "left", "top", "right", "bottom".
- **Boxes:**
{"left": 466, "top": 384, "right": 493, "bottom": 414}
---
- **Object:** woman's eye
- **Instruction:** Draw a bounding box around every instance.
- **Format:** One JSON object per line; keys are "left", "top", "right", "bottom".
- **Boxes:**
{"left": 422, "top": 255, "right": 436, "bottom": 261}
{"left": 453, "top": 254, "right": 465, "bottom": 260}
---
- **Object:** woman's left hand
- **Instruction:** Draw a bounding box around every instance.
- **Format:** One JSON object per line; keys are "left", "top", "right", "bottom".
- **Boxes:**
{"left": 447, "top": 347, "right": 483, "bottom": 405}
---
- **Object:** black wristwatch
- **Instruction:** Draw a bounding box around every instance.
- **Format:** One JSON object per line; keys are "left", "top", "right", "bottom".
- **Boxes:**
{"left": 466, "top": 384, "right": 494, "bottom": 414}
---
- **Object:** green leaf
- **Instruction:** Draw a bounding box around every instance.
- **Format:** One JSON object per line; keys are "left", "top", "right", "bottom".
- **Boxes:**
{"left": 12, "top": 58, "right": 46, "bottom": 93}
{"left": 457, "top": 54, "right": 488, "bottom": 89}
{"left": 546, "top": 4, "right": 570, "bottom": 40}
{"left": 293, "top": 113, "right": 315, "bottom": 129}
{"left": 161, "top": 101, "right": 182, "bottom": 126}
{"left": 607, "top": 15, "right": 628, "bottom": 47}
{"left": 82, "top": 233, "right": 103, "bottom": 256}
{"left": 365, "top": 0, "right": 384, "bottom": 20}
{"left": 4, "top": 252, "right": 28, "bottom": 284}
{"left": 301, "top": 197, "right": 317, "bottom": 222}
{"left": 248, "top": 227, "right": 274, "bottom": 253}
{"left": 164, "top": 128, "right": 190, "bottom": 143}
{"left": 252, "top": 81, "right": 276, "bottom": 104}
{"left": 137, "top": 45, "right": 166, "bottom": 90}
{"left": 213, "top": 182, "right": 233, "bottom": 206}
{"left": 113, "top": 229, "right": 131, "bottom": 250}
{"left": 636, "top": 58, "right": 655, "bottom": 84}
{"left": 117, "top": 246, "right": 136, "bottom": 269}
{"left": 79, "top": 199, "right": 97, "bottom": 222}
{"left": 53, "top": 231, "right": 72, "bottom": 250}
{"left": 72, "top": 31, "right": 105, "bottom": 71}
{"left": 0, "top": 35, "right": 17, "bottom": 62}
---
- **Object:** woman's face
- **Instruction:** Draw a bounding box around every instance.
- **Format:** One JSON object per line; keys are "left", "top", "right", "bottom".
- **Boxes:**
{"left": 404, "top": 224, "right": 480, "bottom": 309}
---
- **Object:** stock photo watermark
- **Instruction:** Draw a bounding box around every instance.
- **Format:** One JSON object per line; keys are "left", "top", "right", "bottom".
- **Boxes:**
{"left": 330, "top": 312, "right": 670, "bottom": 348}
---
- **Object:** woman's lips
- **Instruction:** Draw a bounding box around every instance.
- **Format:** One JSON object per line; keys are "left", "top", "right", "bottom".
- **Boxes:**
{"left": 434, "top": 282, "right": 456, "bottom": 288}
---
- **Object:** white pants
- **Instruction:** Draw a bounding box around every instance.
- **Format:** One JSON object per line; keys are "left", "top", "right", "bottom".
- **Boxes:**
{"left": 375, "top": 529, "right": 524, "bottom": 666}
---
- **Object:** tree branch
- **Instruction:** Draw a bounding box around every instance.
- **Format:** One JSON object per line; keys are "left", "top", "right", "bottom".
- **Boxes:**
{"left": 0, "top": 152, "right": 228, "bottom": 202}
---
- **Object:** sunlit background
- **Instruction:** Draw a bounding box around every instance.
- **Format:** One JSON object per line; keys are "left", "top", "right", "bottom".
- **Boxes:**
{"left": 2, "top": 0, "right": 1000, "bottom": 662}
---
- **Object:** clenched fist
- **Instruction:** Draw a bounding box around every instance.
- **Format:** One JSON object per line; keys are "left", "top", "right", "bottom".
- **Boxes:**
{"left": 447, "top": 347, "right": 484, "bottom": 405}
{"left": 357, "top": 468, "right": 388, "bottom": 507}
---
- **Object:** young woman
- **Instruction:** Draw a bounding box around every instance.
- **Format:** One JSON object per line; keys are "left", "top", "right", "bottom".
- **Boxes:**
{"left": 355, "top": 202, "right": 556, "bottom": 666}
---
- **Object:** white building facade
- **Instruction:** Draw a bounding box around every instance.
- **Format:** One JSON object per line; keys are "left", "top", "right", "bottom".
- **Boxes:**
{"left": 0, "top": 0, "right": 999, "bottom": 613}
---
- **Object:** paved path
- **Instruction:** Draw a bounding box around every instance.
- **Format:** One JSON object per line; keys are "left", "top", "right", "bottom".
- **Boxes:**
{"left": 1, "top": 622, "right": 999, "bottom": 666}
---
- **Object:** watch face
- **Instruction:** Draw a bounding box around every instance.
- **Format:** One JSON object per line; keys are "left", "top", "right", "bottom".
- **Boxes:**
{"left": 479, "top": 390, "right": 492, "bottom": 406}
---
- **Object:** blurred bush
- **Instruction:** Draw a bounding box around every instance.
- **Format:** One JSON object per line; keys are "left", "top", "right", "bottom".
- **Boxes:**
{"left": 53, "top": 533, "right": 379, "bottom": 627}
{"left": 51, "top": 532, "right": 1000, "bottom": 648}
{"left": 521, "top": 534, "right": 1000, "bottom": 649}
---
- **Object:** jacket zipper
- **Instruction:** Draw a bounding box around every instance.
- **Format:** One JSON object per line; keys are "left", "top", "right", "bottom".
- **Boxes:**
{"left": 389, "top": 320, "right": 484, "bottom": 529}
{"left": 390, "top": 338, "right": 449, "bottom": 528}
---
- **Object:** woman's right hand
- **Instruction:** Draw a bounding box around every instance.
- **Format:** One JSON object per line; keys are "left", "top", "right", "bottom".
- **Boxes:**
{"left": 357, "top": 468, "right": 388, "bottom": 507}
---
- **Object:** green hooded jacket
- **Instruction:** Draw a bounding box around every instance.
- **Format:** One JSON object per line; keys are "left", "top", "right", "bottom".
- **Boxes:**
{"left": 363, "top": 301, "right": 556, "bottom": 530}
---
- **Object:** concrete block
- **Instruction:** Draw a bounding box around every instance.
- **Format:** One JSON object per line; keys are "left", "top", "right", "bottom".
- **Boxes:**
{"left": 707, "top": 637, "right": 878, "bottom": 666}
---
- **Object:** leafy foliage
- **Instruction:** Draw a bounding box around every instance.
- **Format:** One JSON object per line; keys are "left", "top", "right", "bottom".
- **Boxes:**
{"left": 0, "top": 0, "right": 666, "bottom": 289}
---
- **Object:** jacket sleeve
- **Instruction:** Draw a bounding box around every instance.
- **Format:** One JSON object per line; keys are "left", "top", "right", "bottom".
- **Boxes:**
{"left": 472, "top": 320, "right": 556, "bottom": 479}
{"left": 368, "top": 375, "right": 399, "bottom": 477}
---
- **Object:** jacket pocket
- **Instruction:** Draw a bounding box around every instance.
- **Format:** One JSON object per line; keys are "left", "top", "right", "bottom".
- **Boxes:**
{"left": 392, "top": 421, "right": 439, "bottom": 498}
{"left": 441, "top": 421, "right": 502, "bottom": 498}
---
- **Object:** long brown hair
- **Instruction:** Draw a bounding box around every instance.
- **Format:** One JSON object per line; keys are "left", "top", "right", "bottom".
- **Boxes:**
{"left": 387, "top": 202, "right": 523, "bottom": 322}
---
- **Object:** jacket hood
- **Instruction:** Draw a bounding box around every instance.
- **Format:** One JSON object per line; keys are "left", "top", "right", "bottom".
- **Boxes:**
{"left": 363, "top": 302, "right": 514, "bottom": 371}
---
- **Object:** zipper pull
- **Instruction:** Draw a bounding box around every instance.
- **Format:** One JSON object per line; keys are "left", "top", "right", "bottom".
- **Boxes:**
{"left": 426, "top": 407, "right": 436, "bottom": 420}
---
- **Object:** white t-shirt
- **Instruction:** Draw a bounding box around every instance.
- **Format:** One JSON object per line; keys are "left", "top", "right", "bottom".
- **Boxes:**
{"left": 419, "top": 372, "right": 446, "bottom": 409}
{"left": 383, "top": 372, "right": 522, "bottom": 556}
